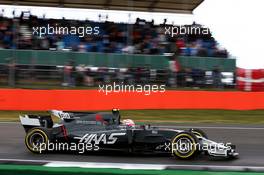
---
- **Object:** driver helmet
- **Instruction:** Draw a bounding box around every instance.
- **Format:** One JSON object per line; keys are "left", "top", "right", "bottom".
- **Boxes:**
{"left": 122, "top": 119, "right": 135, "bottom": 127}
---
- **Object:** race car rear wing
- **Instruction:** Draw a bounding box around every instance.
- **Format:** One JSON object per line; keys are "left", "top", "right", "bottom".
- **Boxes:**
{"left": 19, "top": 114, "right": 53, "bottom": 132}
{"left": 50, "top": 109, "right": 120, "bottom": 123}
{"left": 20, "top": 109, "right": 121, "bottom": 132}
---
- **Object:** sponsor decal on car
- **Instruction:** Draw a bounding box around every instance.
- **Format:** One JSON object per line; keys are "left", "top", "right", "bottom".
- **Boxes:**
{"left": 74, "top": 133, "right": 126, "bottom": 144}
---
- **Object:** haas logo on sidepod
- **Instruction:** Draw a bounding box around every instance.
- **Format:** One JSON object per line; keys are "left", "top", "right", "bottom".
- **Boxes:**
{"left": 75, "top": 133, "right": 126, "bottom": 144}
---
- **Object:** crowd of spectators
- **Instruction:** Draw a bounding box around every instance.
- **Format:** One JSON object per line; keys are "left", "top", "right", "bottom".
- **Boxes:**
{"left": 0, "top": 10, "right": 228, "bottom": 58}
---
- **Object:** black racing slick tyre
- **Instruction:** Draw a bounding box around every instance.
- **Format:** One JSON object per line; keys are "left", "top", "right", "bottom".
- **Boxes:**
{"left": 171, "top": 132, "right": 199, "bottom": 159}
{"left": 25, "top": 127, "right": 51, "bottom": 153}
{"left": 189, "top": 128, "right": 208, "bottom": 139}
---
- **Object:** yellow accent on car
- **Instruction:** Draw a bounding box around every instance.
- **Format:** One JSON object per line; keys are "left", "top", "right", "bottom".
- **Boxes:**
{"left": 192, "top": 131, "right": 203, "bottom": 137}
{"left": 171, "top": 133, "right": 196, "bottom": 158}
{"left": 25, "top": 128, "right": 48, "bottom": 153}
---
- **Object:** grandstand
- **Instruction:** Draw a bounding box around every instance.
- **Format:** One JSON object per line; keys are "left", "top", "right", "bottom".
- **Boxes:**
{"left": 0, "top": 0, "right": 236, "bottom": 89}
{"left": 0, "top": 0, "right": 203, "bottom": 13}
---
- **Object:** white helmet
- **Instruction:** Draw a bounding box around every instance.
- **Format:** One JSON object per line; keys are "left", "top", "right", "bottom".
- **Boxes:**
{"left": 122, "top": 119, "right": 135, "bottom": 127}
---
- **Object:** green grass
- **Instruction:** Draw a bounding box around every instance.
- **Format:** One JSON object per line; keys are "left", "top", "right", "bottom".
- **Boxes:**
{"left": 0, "top": 165, "right": 263, "bottom": 175}
{"left": 0, "top": 111, "right": 48, "bottom": 122}
{"left": 1, "top": 109, "right": 264, "bottom": 124}
{"left": 121, "top": 110, "right": 264, "bottom": 124}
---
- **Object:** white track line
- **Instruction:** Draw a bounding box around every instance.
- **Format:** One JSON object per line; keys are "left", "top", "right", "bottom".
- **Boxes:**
{"left": 45, "top": 162, "right": 167, "bottom": 170}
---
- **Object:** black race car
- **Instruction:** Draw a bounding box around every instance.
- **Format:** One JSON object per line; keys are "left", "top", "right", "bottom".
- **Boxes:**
{"left": 19, "top": 109, "right": 238, "bottom": 159}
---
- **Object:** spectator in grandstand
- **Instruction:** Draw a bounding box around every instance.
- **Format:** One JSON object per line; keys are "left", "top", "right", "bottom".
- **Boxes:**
{"left": 62, "top": 61, "right": 76, "bottom": 87}
{"left": 78, "top": 42, "right": 86, "bottom": 52}
{"left": 212, "top": 67, "right": 223, "bottom": 88}
{"left": 175, "top": 38, "right": 185, "bottom": 55}
{"left": 7, "top": 59, "right": 16, "bottom": 87}
{"left": 0, "top": 12, "right": 228, "bottom": 59}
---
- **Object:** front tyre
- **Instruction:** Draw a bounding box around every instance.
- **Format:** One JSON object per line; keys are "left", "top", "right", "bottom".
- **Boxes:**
{"left": 25, "top": 127, "right": 51, "bottom": 153}
{"left": 171, "top": 132, "right": 198, "bottom": 159}
{"left": 190, "top": 128, "right": 208, "bottom": 139}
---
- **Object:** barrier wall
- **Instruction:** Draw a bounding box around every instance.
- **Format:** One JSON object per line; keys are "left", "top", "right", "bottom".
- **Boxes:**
{"left": 0, "top": 89, "right": 263, "bottom": 110}
{"left": 0, "top": 49, "right": 169, "bottom": 69}
{"left": 0, "top": 49, "right": 236, "bottom": 71}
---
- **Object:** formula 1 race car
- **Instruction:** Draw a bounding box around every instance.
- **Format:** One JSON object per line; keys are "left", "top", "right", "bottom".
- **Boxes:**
{"left": 19, "top": 109, "right": 238, "bottom": 159}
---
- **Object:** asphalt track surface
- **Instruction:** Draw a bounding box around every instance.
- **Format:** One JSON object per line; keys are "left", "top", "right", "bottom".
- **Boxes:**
{"left": 1, "top": 122, "right": 264, "bottom": 167}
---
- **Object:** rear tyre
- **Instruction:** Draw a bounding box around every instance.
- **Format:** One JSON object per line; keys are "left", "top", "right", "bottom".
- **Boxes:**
{"left": 25, "top": 127, "right": 51, "bottom": 153}
{"left": 171, "top": 132, "right": 199, "bottom": 159}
